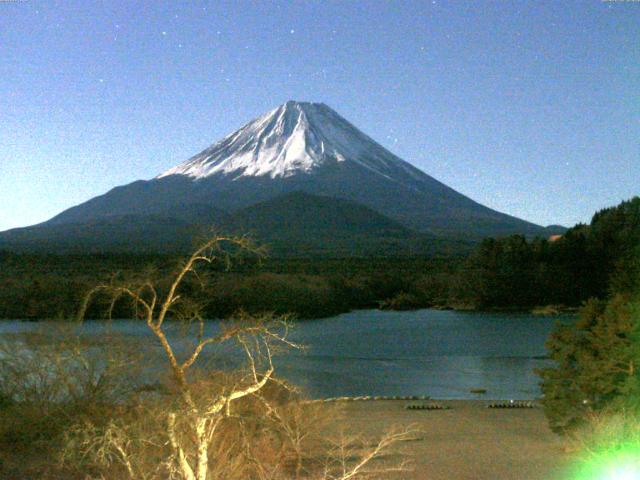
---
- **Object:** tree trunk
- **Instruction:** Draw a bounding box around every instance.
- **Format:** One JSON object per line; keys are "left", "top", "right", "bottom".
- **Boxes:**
{"left": 196, "top": 417, "right": 209, "bottom": 480}
{"left": 168, "top": 412, "right": 196, "bottom": 480}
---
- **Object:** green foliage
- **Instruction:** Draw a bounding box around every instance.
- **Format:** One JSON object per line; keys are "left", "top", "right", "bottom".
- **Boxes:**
{"left": 455, "top": 235, "right": 536, "bottom": 308}
{"left": 538, "top": 295, "right": 638, "bottom": 433}
{"left": 0, "top": 253, "right": 460, "bottom": 320}
{"left": 534, "top": 198, "right": 640, "bottom": 434}
{"left": 205, "top": 273, "right": 339, "bottom": 318}
{"left": 2, "top": 197, "right": 637, "bottom": 320}
{"left": 454, "top": 197, "right": 640, "bottom": 309}
{"left": 619, "top": 300, "right": 640, "bottom": 411}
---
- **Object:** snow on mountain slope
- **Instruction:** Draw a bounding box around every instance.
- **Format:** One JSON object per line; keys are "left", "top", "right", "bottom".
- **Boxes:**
{"left": 157, "top": 101, "right": 422, "bottom": 182}
{"left": 30, "top": 100, "right": 549, "bottom": 240}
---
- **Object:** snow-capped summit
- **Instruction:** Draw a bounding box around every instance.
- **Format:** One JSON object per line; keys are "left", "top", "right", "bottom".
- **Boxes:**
{"left": 32, "top": 100, "right": 550, "bottom": 241}
{"left": 157, "top": 101, "right": 420, "bottom": 181}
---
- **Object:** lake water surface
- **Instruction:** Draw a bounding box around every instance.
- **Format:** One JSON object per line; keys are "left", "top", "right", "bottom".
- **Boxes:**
{"left": 0, "top": 309, "right": 573, "bottom": 400}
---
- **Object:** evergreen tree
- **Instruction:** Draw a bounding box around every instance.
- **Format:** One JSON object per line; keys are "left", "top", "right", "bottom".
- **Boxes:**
{"left": 538, "top": 295, "right": 638, "bottom": 433}
{"left": 454, "top": 196, "right": 640, "bottom": 310}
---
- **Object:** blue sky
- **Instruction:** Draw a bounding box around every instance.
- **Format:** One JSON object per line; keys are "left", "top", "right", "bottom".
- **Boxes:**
{"left": 1, "top": 0, "right": 638, "bottom": 231}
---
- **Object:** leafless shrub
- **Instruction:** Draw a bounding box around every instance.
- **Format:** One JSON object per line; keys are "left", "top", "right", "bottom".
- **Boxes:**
{"left": 566, "top": 408, "right": 640, "bottom": 455}
{"left": 0, "top": 326, "right": 142, "bottom": 415}
{"left": 320, "top": 427, "right": 418, "bottom": 480}
{"left": 0, "top": 326, "right": 144, "bottom": 478}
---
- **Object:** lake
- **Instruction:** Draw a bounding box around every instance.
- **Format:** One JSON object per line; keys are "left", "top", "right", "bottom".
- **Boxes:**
{"left": 0, "top": 309, "right": 573, "bottom": 400}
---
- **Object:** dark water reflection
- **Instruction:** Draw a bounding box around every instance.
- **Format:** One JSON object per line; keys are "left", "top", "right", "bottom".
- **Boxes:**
{"left": 0, "top": 309, "right": 574, "bottom": 400}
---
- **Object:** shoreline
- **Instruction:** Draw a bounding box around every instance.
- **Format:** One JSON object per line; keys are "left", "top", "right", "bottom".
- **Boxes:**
{"left": 3, "top": 303, "right": 580, "bottom": 322}
{"left": 306, "top": 396, "right": 542, "bottom": 403}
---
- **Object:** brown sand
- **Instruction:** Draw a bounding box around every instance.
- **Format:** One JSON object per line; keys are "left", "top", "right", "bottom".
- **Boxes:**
{"left": 325, "top": 400, "right": 573, "bottom": 480}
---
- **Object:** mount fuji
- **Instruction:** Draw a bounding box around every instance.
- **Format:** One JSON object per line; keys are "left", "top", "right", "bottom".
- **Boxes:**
{"left": 0, "top": 101, "right": 559, "bottom": 254}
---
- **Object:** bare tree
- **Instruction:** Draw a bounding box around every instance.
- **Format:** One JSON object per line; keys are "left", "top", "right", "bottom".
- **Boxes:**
{"left": 77, "top": 236, "right": 303, "bottom": 480}
{"left": 73, "top": 236, "right": 415, "bottom": 480}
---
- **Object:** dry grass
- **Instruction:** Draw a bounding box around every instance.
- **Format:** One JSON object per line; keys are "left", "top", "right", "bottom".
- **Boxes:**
{"left": 1, "top": 238, "right": 416, "bottom": 479}
{"left": 325, "top": 400, "right": 572, "bottom": 480}
{"left": 0, "top": 332, "right": 412, "bottom": 480}
{"left": 567, "top": 409, "right": 640, "bottom": 459}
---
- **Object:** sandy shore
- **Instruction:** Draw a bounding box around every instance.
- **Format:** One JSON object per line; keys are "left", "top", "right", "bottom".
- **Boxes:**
{"left": 323, "top": 400, "right": 573, "bottom": 480}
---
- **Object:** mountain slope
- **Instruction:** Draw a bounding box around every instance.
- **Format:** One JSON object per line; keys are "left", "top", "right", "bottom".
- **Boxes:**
{"left": 224, "top": 191, "right": 438, "bottom": 256}
{"left": 0, "top": 215, "right": 202, "bottom": 253}
{"left": 0, "top": 204, "right": 227, "bottom": 253}
{"left": 0, "top": 193, "right": 467, "bottom": 256}
{"left": 5, "top": 101, "right": 554, "bottom": 253}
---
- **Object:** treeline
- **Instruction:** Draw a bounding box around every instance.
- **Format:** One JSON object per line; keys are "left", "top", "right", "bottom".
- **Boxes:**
{"left": 0, "top": 253, "right": 177, "bottom": 320}
{"left": 451, "top": 197, "right": 640, "bottom": 309}
{"left": 535, "top": 198, "right": 640, "bottom": 433}
{"left": 1, "top": 197, "right": 637, "bottom": 320}
{"left": 0, "top": 253, "right": 461, "bottom": 320}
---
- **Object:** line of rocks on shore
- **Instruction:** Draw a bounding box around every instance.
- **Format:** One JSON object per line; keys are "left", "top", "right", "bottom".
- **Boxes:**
{"left": 306, "top": 395, "right": 432, "bottom": 403}
{"left": 304, "top": 396, "right": 538, "bottom": 409}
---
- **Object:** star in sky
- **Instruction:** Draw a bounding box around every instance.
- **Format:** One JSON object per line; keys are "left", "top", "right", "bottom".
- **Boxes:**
{"left": 0, "top": 0, "right": 636, "bottom": 231}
